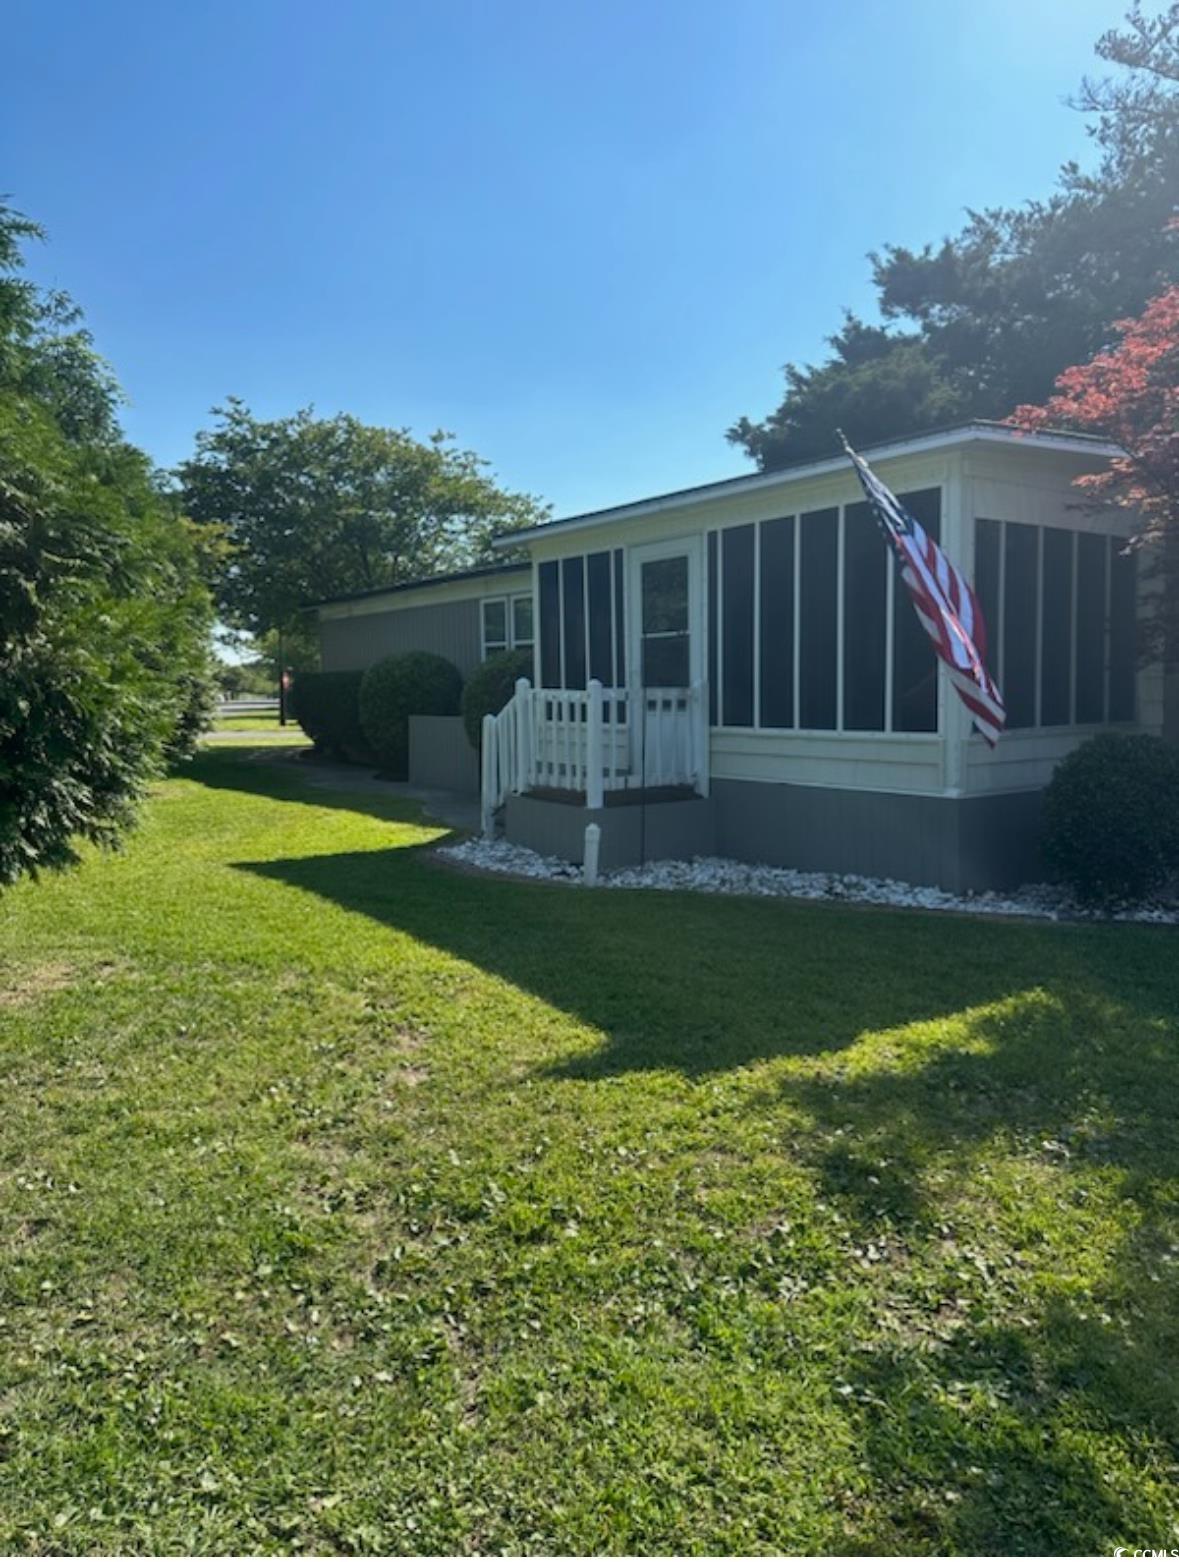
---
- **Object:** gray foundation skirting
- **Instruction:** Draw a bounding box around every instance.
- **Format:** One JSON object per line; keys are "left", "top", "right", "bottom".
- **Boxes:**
{"left": 503, "top": 780, "right": 1044, "bottom": 890}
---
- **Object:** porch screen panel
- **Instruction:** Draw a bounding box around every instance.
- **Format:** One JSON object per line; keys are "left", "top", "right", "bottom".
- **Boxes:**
{"left": 1108, "top": 544, "right": 1137, "bottom": 720}
{"left": 613, "top": 550, "right": 626, "bottom": 687}
{"left": 722, "top": 524, "right": 755, "bottom": 726}
{"left": 587, "top": 551, "right": 614, "bottom": 685}
{"left": 893, "top": 489, "right": 941, "bottom": 732}
{"left": 1040, "top": 527, "right": 1074, "bottom": 726}
{"left": 707, "top": 531, "right": 718, "bottom": 725}
{"left": 842, "top": 500, "right": 886, "bottom": 731}
{"left": 1074, "top": 532, "right": 1107, "bottom": 724}
{"left": 758, "top": 516, "right": 794, "bottom": 728}
{"left": 799, "top": 508, "right": 838, "bottom": 729}
{"left": 1002, "top": 522, "right": 1038, "bottom": 728}
{"left": 561, "top": 557, "right": 586, "bottom": 688}
{"left": 538, "top": 561, "right": 560, "bottom": 688}
{"left": 974, "top": 517, "right": 1001, "bottom": 670}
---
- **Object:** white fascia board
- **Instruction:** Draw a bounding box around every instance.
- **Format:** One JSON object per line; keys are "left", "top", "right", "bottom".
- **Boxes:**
{"left": 492, "top": 426, "right": 1120, "bottom": 552}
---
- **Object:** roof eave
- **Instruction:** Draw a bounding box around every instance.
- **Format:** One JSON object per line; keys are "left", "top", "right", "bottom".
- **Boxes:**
{"left": 491, "top": 424, "right": 1121, "bottom": 551}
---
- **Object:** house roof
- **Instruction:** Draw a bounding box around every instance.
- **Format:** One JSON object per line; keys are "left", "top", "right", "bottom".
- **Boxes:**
{"left": 490, "top": 421, "right": 1120, "bottom": 551}
{"left": 304, "top": 559, "right": 529, "bottom": 611}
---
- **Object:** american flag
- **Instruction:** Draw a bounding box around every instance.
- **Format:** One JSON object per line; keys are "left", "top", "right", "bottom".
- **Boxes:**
{"left": 840, "top": 434, "right": 1006, "bottom": 747}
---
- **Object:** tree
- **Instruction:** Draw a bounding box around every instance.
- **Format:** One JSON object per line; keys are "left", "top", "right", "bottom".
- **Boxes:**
{"left": 0, "top": 204, "right": 214, "bottom": 886}
{"left": 729, "top": 4, "right": 1179, "bottom": 470}
{"left": 178, "top": 402, "right": 548, "bottom": 648}
{"left": 1011, "top": 284, "right": 1179, "bottom": 664}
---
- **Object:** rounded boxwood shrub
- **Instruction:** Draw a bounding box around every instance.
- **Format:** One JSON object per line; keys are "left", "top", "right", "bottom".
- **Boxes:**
{"left": 291, "top": 670, "right": 366, "bottom": 758}
{"left": 359, "top": 651, "right": 463, "bottom": 778}
{"left": 462, "top": 648, "right": 533, "bottom": 748}
{"left": 1042, "top": 732, "right": 1179, "bottom": 907}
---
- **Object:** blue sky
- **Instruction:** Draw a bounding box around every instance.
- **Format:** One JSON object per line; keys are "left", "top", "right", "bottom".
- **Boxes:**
{"left": 6, "top": 0, "right": 1127, "bottom": 518}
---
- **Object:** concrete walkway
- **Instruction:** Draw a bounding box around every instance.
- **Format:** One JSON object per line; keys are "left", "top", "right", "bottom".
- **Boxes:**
{"left": 290, "top": 756, "right": 482, "bottom": 835}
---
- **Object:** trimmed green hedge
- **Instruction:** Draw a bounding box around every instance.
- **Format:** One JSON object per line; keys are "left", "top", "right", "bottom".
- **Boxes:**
{"left": 461, "top": 648, "right": 533, "bottom": 748}
{"left": 291, "top": 670, "right": 366, "bottom": 758}
{"left": 1042, "top": 731, "right": 1179, "bottom": 907}
{"left": 359, "top": 652, "right": 463, "bottom": 778}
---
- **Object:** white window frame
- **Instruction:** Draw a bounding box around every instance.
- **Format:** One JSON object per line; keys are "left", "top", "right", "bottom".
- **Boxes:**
{"left": 481, "top": 591, "right": 535, "bottom": 661}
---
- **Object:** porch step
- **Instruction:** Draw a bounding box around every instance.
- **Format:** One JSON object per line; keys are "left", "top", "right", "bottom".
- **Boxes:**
{"left": 526, "top": 784, "right": 698, "bottom": 808}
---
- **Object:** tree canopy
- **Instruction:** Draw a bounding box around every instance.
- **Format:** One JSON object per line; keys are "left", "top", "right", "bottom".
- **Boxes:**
{"left": 178, "top": 401, "right": 549, "bottom": 642}
{"left": 0, "top": 204, "right": 214, "bottom": 885}
{"left": 729, "top": 4, "right": 1179, "bottom": 469}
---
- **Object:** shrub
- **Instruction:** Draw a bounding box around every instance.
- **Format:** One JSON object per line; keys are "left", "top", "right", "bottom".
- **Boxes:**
{"left": 461, "top": 648, "right": 533, "bottom": 748}
{"left": 1041, "top": 732, "right": 1179, "bottom": 907}
{"left": 291, "top": 670, "right": 365, "bottom": 758}
{"left": 358, "top": 652, "right": 463, "bottom": 778}
{"left": 164, "top": 663, "right": 219, "bottom": 767}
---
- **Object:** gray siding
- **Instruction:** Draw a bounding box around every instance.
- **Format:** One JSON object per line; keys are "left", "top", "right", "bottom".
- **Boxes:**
{"left": 319, "top": 598, "right": 483, "bottom": 677}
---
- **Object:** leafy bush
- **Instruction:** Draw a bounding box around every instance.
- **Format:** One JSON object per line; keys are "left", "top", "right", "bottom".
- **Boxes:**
{"left": 462, "top": 648, "right": 533, "bottom": 748}
{"left": 1042, "top": 732, "right": 1179, "bottom": 907}
{"left": 0, "top": 204, "right": 216, "bottom": 885}
{"left": 359, "top": 652, "right": 463, "bottom": 778}
{"left": 291, "top": 670, "right": 366, "bottom": 757}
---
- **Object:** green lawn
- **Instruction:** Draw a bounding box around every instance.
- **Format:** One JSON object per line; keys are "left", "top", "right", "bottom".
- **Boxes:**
{"left": 1, "top": 746, "right": 1177, "bottom": 1555}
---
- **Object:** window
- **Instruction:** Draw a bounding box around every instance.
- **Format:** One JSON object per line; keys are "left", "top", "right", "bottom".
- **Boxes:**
{"left": 976, "top": 519, "right": 1136, "bottom": 729}
{"left": 721, "top": 525, "right": 755, "bottom": 726}
{"left": 481, "top": 590, "right": 535, "bottom": 661}
{"left": 892, "top": 490, "right": 941, "bottom": 732}
{"left": 1040, "top": 527, "right": 1074, "bottom": 726}
{"left": 641, "top": 554, "right": 690, "bottom": 688}
{"left": 534, "top": 550, "right": 626, "bottom": 689}
{"left": 480, "top": 597, "right": 508, "bottom": 657}
{"left": 705, "top": 488, "right": 940, "bottom": 733}
{"left": 843, "top": 500, "right": 886, "bottom": 731}
{"left": 758, "top": 516, "right": 794, "bottom": 729}
{"left": 799, "top": 509, "right": 838, "bottom": 730}
{"left": 512, "top": 594, "right": 534, "bottom": 650}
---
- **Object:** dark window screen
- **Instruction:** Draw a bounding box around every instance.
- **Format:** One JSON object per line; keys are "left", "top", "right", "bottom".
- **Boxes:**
{"left": 1040, "top": 528, "right": 1074, "bottom": 726}
{"left": 538, "top": 561, "right": 560, "bottom": 688}
{"left": 893, "top": 488, "right": 941, "bottom": 732}
{"left": 799, "top": 509, "right": 838, "bottom": 729}
{"left": 1003, "top": 522, "right": 1038, "bottom": 728}
{"left": 1074, "top": 532, "right": 1107, "bottom": 724}
{"left": 707, "top": 532, "right": 718, "bottom": 725}
{"left": 586, "top": 551, "right": 613, "bottom": 685}
{"left": 759, "top": 516, "right": 794, "bottom": 728}
{"left": 1109, "top": 543, "right": 1137, "bottom": 720}
{"left": 561, "top": 557, "right": 586, "bottom": 688}
{"left": 843, "top": 500, "right": 886, "bottom": 731}
{"left": 974, "top": 518, "right": 1001, "bottom": 677}
{"left": 722, "top": 525, "right": 754, "bottom": 726}
{"left": 613, "top": 550, "right": 626, "bottom": 688}
{"left": 640, "top": 555, "right": 689, "bottom": 687}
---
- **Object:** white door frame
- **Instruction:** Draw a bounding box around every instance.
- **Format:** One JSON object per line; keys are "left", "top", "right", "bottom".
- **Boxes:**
{"left": 627, "top": 534, "right": 705, "bottom": 694}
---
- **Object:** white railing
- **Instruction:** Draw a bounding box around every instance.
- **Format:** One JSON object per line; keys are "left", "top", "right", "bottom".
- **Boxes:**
{"left": 482, "top": 678, "right": 709, "bottom": 836}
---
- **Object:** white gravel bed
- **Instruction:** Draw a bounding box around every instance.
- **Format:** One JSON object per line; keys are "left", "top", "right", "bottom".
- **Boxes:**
{"left": 438, "top": 836, "right": 1179, "bottom": 924}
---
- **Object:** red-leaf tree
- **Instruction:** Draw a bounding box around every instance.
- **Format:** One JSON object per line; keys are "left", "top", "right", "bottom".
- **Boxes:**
{"left": 1011, "top": 280, "right": 1179, "bottom": 665}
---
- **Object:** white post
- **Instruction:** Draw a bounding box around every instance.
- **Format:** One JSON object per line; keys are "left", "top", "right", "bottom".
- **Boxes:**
{"left": 586, "top": 679, "right": 604, "bottom": 809}
{"left": 692, "top": 681, "right": 710, "bottom": 797}
{"left": 481, "top": 713, "right": 497, "bottom": 837}
{"left": 513, "top": 677, "right": 531, "bottom": 793}
{"left": 583, "top": 822, "right": 601, "bottom": 886}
